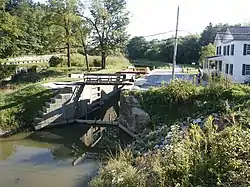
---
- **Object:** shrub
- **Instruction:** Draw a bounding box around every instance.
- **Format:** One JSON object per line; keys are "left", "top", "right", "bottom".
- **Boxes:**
{"left": 0, "top": 64, "right": 16, "bottom": 82}
{"left": 70, "top": 53, "right": 85, "bottom": 67}
{"left": 91, "top": 57, "right": 101, "bottom": 67}
{"left": 92, "top": 119, "right": 250, "bottom": 187}
{"left": 131, "top": 79, "right": 250, "bottom": 125}
{"left": 90, "top": 151, "right": 146, "bottom": 187}
{"left": 131, "top": 80, "right": 199, "bottom": 124}
{"left": 49, "top": 56, "right": 63, "bottom": 67}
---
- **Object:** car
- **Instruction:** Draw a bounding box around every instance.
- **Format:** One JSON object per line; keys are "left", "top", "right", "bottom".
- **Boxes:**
{"left": 132, "top": 72, "right": 197, "bottom": 91}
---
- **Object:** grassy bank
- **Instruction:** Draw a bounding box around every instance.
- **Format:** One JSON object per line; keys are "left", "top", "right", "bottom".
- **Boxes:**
{"left": 0, "top": 84, "right": 55, "bottom": 131}
{"left": 0, "top": 55, "right": 130, "bottom": 132}
{"left": 8, "top": 55, "right": 131, "bottom": 85}
{"left": 130, "top": 59, "right": 171, "bottom": 69}
{"left": 90, "top": 78, "right": 250, "bottom": 187}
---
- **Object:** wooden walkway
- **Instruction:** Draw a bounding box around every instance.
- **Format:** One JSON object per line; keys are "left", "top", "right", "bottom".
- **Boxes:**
{"left": 56, "top": 73, "right": 134, "bottom": 86}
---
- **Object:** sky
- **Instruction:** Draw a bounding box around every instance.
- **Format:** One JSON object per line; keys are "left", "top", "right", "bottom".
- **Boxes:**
{"left": 127, "top": 0, "right": 250, "bottom": 40}
{"left": 36, "top": 0, "right": 250, "bottom": 40}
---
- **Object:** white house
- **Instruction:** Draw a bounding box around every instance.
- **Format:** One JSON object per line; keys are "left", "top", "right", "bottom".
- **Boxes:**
{"left": 204, "top": 27, "right": 250, "bottom": 83}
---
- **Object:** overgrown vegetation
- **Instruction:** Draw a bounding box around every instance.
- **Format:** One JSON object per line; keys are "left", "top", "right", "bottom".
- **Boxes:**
{"left": 131, "top": 77, "right": 250, "bottom": 126}
{"left": 49, "top": 56, "right": 64, "bottom": 67}
{"left": 0, "top": 84, "right": 54, "bottom": 131}
{"left": 91, "top": 120, "right": 250, "bottom": 187}
{"left": 91, "top": 78, "right": 250, "bottom": 187}
{"left": 0, "top": 64, "right": 16, "bottom": 82}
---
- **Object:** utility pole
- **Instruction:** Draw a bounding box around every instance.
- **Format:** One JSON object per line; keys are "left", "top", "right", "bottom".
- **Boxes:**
{"left": 172, "top": 6, "right": 180, "bottom": 80}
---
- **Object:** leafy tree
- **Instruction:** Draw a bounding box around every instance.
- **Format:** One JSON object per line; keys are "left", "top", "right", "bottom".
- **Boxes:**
{"left": 199, "top": 43, "right": 216, "bottom": 65}
{"left": 0, "top": 0, "right": 22, "bottom": 58}
{"left": 144, "top": 39, "right": 161, "bottom": 61}
{"left": 177, "top": 35, "right": 201, "bottom": 64}
{"left": 199, "top": 23, "right": 241, "bottom": 46}
{"left": 85, "top": 0, "right": 130, "bottom": 69}
{"left": 46, "top": 0, "right": 81, "bottom": 67}
{"left": 126, "top": 35, "right": 201, "bottom": 64}
{"left": 12, "top": 1, "right": 48, "bottom": 55}
{"left": 126, "top": 36, "right": 149, "bottom": 60}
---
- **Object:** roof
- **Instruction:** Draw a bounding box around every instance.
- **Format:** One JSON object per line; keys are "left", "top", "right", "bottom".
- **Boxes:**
{"left": 219, "top": 27, "right": 250, "bottom": 41}
{"left": 228, "top": 27, "right": 250, "bottom": 40}
{"left": 215, "top": 27, "right": 250, "bottom": 43}
{"left": 217, "top": 33, "right": 225, "bottom": 39}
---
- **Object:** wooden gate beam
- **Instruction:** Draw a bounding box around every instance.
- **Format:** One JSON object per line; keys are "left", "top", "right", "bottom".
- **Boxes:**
{"left": 75, "top": 119, "right": 119, "bottom": 127}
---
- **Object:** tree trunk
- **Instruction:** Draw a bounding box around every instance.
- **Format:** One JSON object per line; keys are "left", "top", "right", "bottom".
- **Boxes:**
{"left": 83, "top": 42, "right": 90, "bottom": 72}
{"left": 101, "top": 52, "right": 106, "bottom": 69}
{"left": 66, "top": 42, "right": 71, "bottom": 67}
{"left": 80, "top": 29, "right": 89, "bottom": 72}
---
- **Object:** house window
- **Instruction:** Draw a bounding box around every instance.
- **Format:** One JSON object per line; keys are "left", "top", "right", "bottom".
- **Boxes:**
{"left": 219, "top": 61, "right": 222, "bottom": 71}
{"left": 223, "top": 46, "right": 226, "bottom": 56}
{"left": 230, "top": 64, "right": 233, "bottom": 75}
{"left": 242, "top": 64, "right": 250, "bottom": 75}
{"left": 243, "top": 44, "right": 250, "bottom": 55}
{"left": 217, "top": 46, "right": 222, "bottom": 55}
{"left": 227, "top": 45, "right": 230, "bottom": 56}
{"left": 231, "top": 44, "right": 234, "bottom": 55}
{"left": 225, "top": 64, "right": 229, "bottom": 74}
{"left": 215, "top": 61, "right": 218, "bottom": 70}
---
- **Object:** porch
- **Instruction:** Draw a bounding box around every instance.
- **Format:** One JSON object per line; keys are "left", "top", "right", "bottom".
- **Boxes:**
{"left": 203, "top": 55, "right": 232, "bottom": 81}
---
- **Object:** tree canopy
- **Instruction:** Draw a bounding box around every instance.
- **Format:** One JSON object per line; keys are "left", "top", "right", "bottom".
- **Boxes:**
{"left": 85, "top": 0, "right": 130, "bottom": 68}
{"left": 0, "top": 0, "right": 130, "bottom": 68}
{"left": 126, "top": 23, "right": 242, "bottom": 65}
{"left": 0, "top": 1, "right": 245, "bottom": 67}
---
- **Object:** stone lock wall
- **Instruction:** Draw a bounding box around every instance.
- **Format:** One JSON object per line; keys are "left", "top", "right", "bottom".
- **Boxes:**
{"left": 118, "top": 91, "right": 151, "bottom": 134}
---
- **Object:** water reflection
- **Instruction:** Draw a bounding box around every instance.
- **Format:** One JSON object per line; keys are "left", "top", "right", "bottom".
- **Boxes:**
{"left": 0, "top": 123, "right": 90, "bottom": 161}
{"left": 0, "top": 124, "right": 99, "bottom": 187}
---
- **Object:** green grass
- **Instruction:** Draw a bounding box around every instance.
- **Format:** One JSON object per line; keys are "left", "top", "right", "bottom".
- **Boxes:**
{"left": 0, "top": 55, "right": 131, "bottom": 132}
{"left": 130, "top": 59, "right": 171, "bottom": 70}
{"left": 16, "top": 62, "right": 49, "bottom": 68}
{"left": 0, "top": 84, "right": 55, "bottom": 131}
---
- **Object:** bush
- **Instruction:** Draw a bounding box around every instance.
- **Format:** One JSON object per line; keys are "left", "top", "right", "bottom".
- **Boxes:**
{"left": 0, "top": 64, "right": 16, "bottom": 82}
{"left": 90, "top": 151, "right": 146, "bottom": 187}
{"left": 131, "top": 80, "right": 200, "bottom": 124}
{"left": 91, "top": 80, "right": 250, "bottom": 187}
{"left": 49, "top": 56, "right": 63, "bottom": 67}
{"left": 131, "top": 79, "right": 250, "bottom": 125}
{"left": 70, "top": 53, "right": 85, "bottom": 67}
{"left": 92, "top": 119, "right": 250, "bottom": 187}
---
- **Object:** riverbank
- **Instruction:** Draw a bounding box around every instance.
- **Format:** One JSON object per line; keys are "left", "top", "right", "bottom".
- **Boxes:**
{"left": 90, "top": 77, "right": 250, "bottom": 186}
{"left": 0, "top": 55, "right": 132, "bottom": 136}
{"left": 0, "top": 84, "right": 55, "bottom": 136}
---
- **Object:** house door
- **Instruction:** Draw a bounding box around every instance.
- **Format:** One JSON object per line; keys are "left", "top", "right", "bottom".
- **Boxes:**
{"left": 219, "top": 61, "right": 222, "bottom": 71}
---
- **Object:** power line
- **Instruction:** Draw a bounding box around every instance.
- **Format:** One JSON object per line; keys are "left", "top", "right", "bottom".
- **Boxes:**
{"left": 141, "top": 29, "right": 250, "bottom": 39}
{"left": 142, "top": 29, "right": 192, "bottom": 38}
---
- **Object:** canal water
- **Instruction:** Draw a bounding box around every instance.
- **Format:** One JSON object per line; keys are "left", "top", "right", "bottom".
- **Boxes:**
{"left": 0, "top": 124, "right": 99, "bottom": 187}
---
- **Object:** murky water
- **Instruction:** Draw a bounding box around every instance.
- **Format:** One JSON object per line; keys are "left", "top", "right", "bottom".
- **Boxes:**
{"left": 0, "top": 125, "right": 99, "bottom": 187}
